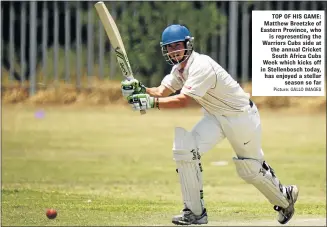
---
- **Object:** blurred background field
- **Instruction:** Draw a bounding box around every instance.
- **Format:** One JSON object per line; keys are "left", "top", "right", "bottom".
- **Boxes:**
{"left": 2, "top": 1, "right": 326, "bottom": 95}
{"left": 2, "top": 1, "right": 326, "bottom": 112}
{"left": 1, "top": 1, "right": 326, "bottom": 226}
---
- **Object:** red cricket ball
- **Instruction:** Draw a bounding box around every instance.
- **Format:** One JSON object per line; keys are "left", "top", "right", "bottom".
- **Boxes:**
{"left": 46, "top": 209, "right": 57, "bottom": 219}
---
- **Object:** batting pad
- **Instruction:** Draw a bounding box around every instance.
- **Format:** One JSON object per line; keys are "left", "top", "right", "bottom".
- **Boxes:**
{"left": 233, "top": 157, "right": 289, "bottom": 208}
{"left": 173, "top": 127, "right": 204, "bottom": 216}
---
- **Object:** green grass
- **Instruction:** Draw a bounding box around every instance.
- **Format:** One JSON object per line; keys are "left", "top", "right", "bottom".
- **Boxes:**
{"left": 2, "top": 105, "right": 326, "bottom": 226}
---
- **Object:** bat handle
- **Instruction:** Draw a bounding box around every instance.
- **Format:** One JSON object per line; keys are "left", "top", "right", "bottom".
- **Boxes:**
{"left": 140, "top": 110, "right": 146, "bottom": 115}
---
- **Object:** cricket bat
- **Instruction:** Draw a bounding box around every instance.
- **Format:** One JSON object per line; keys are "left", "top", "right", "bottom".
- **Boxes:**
{"left": 95, "top": 2, "right": 146, "bottom": 115}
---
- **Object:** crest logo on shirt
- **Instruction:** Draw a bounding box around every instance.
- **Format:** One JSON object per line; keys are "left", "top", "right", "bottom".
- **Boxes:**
{"left": 184, "top": 85, "right": 192, "bottom": 90}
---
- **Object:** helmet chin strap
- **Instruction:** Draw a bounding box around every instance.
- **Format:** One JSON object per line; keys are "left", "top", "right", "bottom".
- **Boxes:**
{"left": 171, "top": 55, "right": 187, "bottom": 65}
{"left": 169, "top": 49, "right": 189, "bottom": 65}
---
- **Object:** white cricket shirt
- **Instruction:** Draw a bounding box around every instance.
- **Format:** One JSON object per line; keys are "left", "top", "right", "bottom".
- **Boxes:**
{"left": 161, "top": 51, "right": 251, "bottom": 116}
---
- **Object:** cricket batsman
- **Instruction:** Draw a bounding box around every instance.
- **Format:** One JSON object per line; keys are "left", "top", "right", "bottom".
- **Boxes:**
{"left": 121, "top": 24, "right": 299, "bottom": 225}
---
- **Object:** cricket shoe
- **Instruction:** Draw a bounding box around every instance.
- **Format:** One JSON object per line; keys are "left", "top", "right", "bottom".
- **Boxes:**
{"left": 274, "top": 185, "right": 299, "bottom": 225}
{"left": 172, "top": 208, "right": 208, "bottom": 225}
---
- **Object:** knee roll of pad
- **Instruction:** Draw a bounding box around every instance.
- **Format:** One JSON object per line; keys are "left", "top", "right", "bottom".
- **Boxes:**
{"left": 233, "top": 157, "right": 289, "bottom": 208}
{"left": 173, "top": 127, "right": 197, "bottom": 156}
{"left": 173, "top": 127, "right": 201, "bottom": 162}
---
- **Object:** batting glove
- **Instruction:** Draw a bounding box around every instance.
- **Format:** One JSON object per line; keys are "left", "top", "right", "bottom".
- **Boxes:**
{"left": 127, "top": 94, "right": 156, "bottom": 111}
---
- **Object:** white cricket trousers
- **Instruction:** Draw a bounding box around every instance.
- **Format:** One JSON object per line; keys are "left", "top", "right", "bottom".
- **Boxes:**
{"left": 192, "top": 103, "right": 264, "bottom": 160}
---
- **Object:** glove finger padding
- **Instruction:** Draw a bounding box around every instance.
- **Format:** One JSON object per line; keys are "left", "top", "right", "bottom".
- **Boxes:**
{"left": 121, "top": 79, "right": 146, "bottom": 97}
{"left": 121, "top": 84, "right": 135, "bottom": 97}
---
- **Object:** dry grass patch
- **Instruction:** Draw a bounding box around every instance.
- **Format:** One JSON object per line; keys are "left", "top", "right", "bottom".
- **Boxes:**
{"left": 2, "top": 81, "right": 326, "bottom": 113}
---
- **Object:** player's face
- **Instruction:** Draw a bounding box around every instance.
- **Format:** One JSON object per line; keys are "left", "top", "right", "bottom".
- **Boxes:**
{"left": 166, "top": 42, "right": 185, "bottom": 62}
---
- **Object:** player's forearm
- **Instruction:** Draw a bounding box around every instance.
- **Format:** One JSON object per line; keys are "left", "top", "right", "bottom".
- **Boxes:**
{"left": 146, "top": 87, "right": 166, "bottom": 97}
{"left": 156, "top": 94, "right": 189, "bottom": 109}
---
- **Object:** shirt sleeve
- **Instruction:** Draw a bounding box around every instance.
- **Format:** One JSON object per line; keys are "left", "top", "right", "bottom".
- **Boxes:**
{"left": 181, "top": 61, "right": 216, "bottom": 98}
{"left": 161, "top": 72, "right": 183, "bottom": 93}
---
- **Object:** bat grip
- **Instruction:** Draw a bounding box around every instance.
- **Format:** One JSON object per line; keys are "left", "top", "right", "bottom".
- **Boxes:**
{"left": 140, "top": 110, "right": 146, "bottom": 115}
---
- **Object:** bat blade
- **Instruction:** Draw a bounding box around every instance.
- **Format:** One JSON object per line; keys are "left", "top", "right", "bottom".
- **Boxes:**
{"left": 95, "top": 1, "right": 133, "bottom": 80}
{"left": 95, "top": 2, "right": 146, "bottom": 115}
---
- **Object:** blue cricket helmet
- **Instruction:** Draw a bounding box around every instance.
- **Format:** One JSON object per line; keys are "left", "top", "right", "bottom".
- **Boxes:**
{"left": 161, "top": 24, "right": 191, "bottom": 46}
{"left": 160, "top": 24, "right": 194, "bottom": 65}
